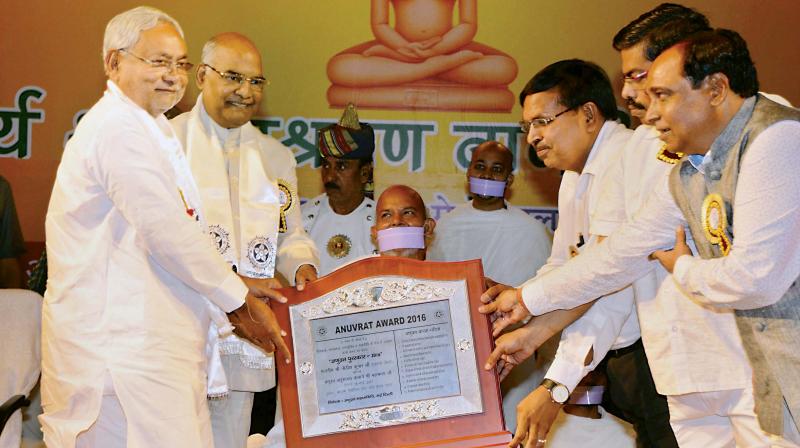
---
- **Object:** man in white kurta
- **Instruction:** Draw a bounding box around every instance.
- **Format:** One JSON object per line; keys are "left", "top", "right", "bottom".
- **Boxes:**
{"left": 41, "top": 9, "right": 290, "bottom": 448}
{"left": 485, "top": 33, "right": 800, "bottom": 448}
{"left": 170, "top": 33, "right": 319, "bottom": 448}
{"left": 485, "top": 60, "right": 671, "bottom": 447}
{"left": 302, "top": 104, "right": 377, "bottom": 276}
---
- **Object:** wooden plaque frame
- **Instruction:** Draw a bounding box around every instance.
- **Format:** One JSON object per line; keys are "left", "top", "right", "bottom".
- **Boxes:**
{"left": 274, "top": 257, "right": 511, "bottom": 447}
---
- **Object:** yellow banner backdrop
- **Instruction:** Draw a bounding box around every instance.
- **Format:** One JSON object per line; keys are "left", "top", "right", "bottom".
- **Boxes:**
{"left": 2, "top": 0, "right": 798, "bottom": 241}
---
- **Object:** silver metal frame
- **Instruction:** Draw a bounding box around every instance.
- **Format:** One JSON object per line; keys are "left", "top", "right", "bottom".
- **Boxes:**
{"left": 289, "top": 276, "right": 483, "bottom": 437}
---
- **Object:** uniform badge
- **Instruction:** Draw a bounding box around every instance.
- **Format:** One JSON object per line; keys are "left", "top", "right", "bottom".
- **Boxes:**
{"left": 277, "top": 179, "right": 294, "bottom": 234}
{"left": 656, "top": 144, "right": 685, "bottom": 165}
{"left": 209, "top": 224, "right": 230, "bottom": 255}
{"left": 247, "top": 236, "right": 274, "bottom": 268}
{"left": 701, "top": 193, "right": 731, "bottom": 256}
{"left": 327, "top": 234, "right": 352, "bottom": 259}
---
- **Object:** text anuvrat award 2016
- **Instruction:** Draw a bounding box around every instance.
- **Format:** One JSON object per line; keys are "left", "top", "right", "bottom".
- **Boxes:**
{"left": 273, "top": 257, "right": 510, "bottom": 448}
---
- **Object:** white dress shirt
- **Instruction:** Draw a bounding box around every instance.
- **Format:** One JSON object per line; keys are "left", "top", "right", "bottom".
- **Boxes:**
{"left": 525, "top": 121, "right": 641, "bottom": 392}
{"left": 41, "top": 81, "right": 246, "bottom": 447}
{"left": 522, "top": 117, "right": 800, "bottom": 325}
{"left": 590, "top": 125, "right": 750, "bottom": 396}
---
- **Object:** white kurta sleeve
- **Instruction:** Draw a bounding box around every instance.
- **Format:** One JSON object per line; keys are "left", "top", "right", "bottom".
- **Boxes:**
{"left": 545, "top": 287, "right": 635, "bottom": 392}
{"left": 672, "top": 121, "right": 800, "bottom": 309}
{"left": 95, "top": 121, "right": 246, "bottom": 312}
{"left": 276, "top": 158, "right": 320, "bottom": 283}
{"left": 522, "top": 173, "right": 683, "bottom": 315}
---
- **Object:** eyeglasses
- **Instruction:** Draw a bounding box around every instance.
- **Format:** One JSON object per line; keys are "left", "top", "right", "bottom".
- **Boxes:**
{"left": 203, "top": 64, "right": 268, "bottom": 91}
{"left": 623, "top": 70, "right": 648, "bottom": 84}
{"left": 119, "top": 49, "right": 194, "bottom": 73}
{"left": 519, "top": 107, "right": 575, "bottom": 133}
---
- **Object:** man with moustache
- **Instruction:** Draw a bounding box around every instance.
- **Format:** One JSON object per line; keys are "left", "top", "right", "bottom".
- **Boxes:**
{"left": 483, "top": 29, "right": 800, "bottom": 446}
{"left": 170, "top": 32, "right": 319, "bottom": 448}
{"left": 485, "top": 5, "right": 795, "bottom": 446}
{"left": 597, "top": 7, "right": 780, "bottom": 446}
{"left": 41, "top": 7, "right": 290, "bottom": 447}
{"left": 302, "top": 104, "right": 377, "bottom": 276}
{"left": 491, "top": 59, "right": 654, "bottom": 448}
{"left": 428, "top": 140, "right": 551, "bottom": 286}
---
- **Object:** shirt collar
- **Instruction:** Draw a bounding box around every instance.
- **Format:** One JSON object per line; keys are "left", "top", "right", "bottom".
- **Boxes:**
{"left": 105, "top": 80, "right": 174, "bottom": 137}
{"left": 581, "top": 120, "right": 619, "bottom": 177}
{"left": 687, "top": 95, "right": 757, "bottom": 174}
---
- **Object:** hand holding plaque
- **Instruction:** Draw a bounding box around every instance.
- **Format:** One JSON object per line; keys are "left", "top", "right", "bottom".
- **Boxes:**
{"left": 228, "top": 279, "right": 292, "bottom": 362}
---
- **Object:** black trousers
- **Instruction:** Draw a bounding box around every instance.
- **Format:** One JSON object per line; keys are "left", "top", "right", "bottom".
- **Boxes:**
{"left": 598, "top": 339, "right": 678, "bottom": 448}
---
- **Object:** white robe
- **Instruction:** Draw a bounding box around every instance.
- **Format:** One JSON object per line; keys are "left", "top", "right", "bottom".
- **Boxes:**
{"left": 41, "top": 81, "right": 247, "bottom": 448}
{"left": 427, "top": 202, "right": 551, "bottom": 286}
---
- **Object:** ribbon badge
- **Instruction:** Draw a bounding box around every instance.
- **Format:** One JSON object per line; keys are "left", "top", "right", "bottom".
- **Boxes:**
{"left": 701, "top": 193, "right": 731, "bottom": 256}
{"left": 656, "top": 143, "right": 685, "bottom": 165}
{"left": 277, "top": 179, "right": 294, "bottom": 233}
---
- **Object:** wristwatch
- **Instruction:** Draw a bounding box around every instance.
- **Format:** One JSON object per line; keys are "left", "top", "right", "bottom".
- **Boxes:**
{"left": 540, "top": 378, "right": 569, "bottom": 404}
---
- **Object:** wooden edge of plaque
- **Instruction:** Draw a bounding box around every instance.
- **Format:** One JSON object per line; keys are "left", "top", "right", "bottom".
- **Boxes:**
{"left": 273, "top": 257, "right": 511, "bottom": 448}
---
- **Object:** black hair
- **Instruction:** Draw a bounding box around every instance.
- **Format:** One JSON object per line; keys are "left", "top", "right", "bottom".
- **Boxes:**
{"left": 518, "top": 59, "right": 618, "bottom": 121}
{"left": 613, "top": 3, "right": 710, "bottom": 60}
{"left": 680, "top": 28, "right": 759, "bottom": 97}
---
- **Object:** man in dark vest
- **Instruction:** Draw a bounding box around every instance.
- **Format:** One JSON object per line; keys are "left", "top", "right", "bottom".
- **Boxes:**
{"left": 480, "top": 28, "right": 800, "bottom": 445}
{"left": 647, "top": 30, "right": 800, "bottom": 444}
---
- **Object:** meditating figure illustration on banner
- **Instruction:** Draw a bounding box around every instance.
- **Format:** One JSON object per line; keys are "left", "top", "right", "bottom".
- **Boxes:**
{"left": 327, "top": 0, "right": 518, "bottom": 112}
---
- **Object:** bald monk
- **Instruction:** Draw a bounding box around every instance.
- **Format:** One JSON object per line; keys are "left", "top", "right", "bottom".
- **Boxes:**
{"left": 371, "top": 184, "right": 436, "bottom": 259}
{"left": 260, "top": 184, "right": 438, "bottom": 447}
{"left": 326, "top": 0, "right": 518, "bottom": 111}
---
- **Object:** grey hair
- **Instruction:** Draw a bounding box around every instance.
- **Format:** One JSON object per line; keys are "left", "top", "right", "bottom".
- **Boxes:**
{"left": 102, "top": 6, "right": 183, "bottom": 62}
{"left": 200, "top": 39, "right": 217, "bottom": 65}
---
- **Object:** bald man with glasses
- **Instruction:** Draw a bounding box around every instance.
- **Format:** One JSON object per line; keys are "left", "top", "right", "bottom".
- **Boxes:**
{"left": 171, "top": 32, "right": 319, "bottom": 448}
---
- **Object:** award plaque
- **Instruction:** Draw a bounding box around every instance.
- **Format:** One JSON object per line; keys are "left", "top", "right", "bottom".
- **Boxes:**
{"left": 274, "top": 257, "right": 511, "bottom": 448}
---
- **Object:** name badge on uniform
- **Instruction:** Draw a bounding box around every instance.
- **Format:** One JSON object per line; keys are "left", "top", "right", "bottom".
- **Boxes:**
{"left": 701, "top": 193, "right": 731, "bottom": 256}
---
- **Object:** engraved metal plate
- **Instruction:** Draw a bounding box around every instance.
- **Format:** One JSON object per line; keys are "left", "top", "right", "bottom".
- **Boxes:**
{"left": 289, "top": 277, "right": 482, "bottom": 437}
